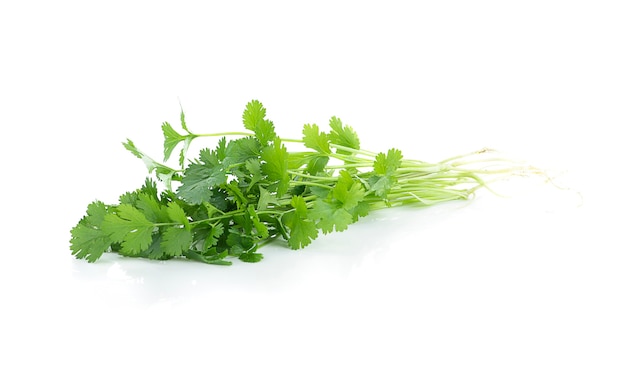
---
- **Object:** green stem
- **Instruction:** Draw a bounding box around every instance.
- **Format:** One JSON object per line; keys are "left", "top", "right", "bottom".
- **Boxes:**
{"left": 332, "top": 144, "right": 378, "bottom": 158}
{"left": 437, "top": 148, "right": 495, "bottom": 164}
{"left": 323, "top": 162, "right": 374, "bottom": 170}
{"left": 282, "top": 137, "right": 378, "bottom": 159}
{"left": 288, "top": 170, "right": 338, "bottom": 181}
{"left": 196, "top": 131, "right": 253, "bottom": 138}
{"left": 288, "top": 179, "right": 333, "bottom": 190}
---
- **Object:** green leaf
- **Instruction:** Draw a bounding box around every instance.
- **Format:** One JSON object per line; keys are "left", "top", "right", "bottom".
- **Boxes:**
{"left": 350, "top": 201, "right": 370, "bottom": 221}
{"left": 140, "top": 178, "right": 159, "bottom": 199}
{"left": 254, "top": 119, "right": 277, "bottom": 146}
{"left": 180, "top": 105, "right": 191, "bottom": 134}
{"left": 122, "top": 138, "right": 143, "bottom": 159}
{"left": 70, "top": 224, "right": 111, "bottom": 262}
{"left": 166, "top": 201, "right": 190, "bottom": 228}
{"left": 184, "top": 249, "right": 231, "bottom": 265}
{"left": 370, "top": 148, "right": 403, "bottom": 198}
{"left": 118, "top": 190, "right": 139, "bottom": 206}
{"left": 369, "top": 175, "right": 393, "bottom": 198}
{"left": 309, "top": 185, "right": 331, "bottom": 200}
{"left": 242, "top": 100, "right": 276, "bottom": 145}
{"left": 226, "top": 181, "right": 247, "bottom": 209}
{"left": 309, "top": 171, "right": 367, "bottom": 233}
{"left": 332, "top": 170, "right": 366, "bottom": 210}
{"left": 261, "top": 139, "right": 290, "bottom": 196}
{"left": 242, "top": 100, "right": 266, "bottom": 131}
{"left": 162, "top": 121, "right": 186, "bottom": 162}
{"left": 102, "top": 204, "right": 155, "bottom": 255}
{"left": 305, "top": 155, "right": 330, "bottom": 175}
{"left": 144, "top": 232, "right": 170, "bottom": 260}
{"left": 226, "top": 230, "right": 256, "bottom": 256}
{"left": 177, "top": 151, "right": 227, "bottom": 205}
{"left": 162, "top": 227, "right": 193, "bottom": 256}
{"left": 198, "top": 147, "right": 219, "bottom": 165}
{"left": 245, "top": 158, "right": 263, "bottom": 188}
{"left": 123, "top": 139, "right": 181, "bottom": 188}
{"left": 373, "top": 148, "right": 403, "bottom": 175}
{"left": 207, "top": 188, "right": 230, "bottom": 212}
{"left": 302, "top": 123, "right": 331, "bottom": 154}
{"left": 283, "top": 196, "right": 318, "bottom": 249}
{"left": 257, "top": 186, "right": 279, "bottom": 211}
{"left": 239, "top": 251, "right": 263, "bottom": 263}
{"left": 69, "top": 201, "right": 112, "bottom": 262}
{"left": 309, "top": 199, "right": 353, "bottom": 234}
{"left": 178, "top": 138, "right": 194, "bottom": 168}
{"left": 328, "top": 116, "right": 360, "bottom": 152}
{"left": 135, "top": 193, "right": 170, "bottom": 223}
{"left": 203, "top": 223, "right": 224, "bottom": 250}
{"left": 216, "top": 137, "right": 228, "bottom": 160}
{"left": 248, "top": 205, "right": 269, "bottom": 239}
{"left": 223, "top": 137, "right": 261, "bottom": 166}
{"left": 123, "top": 139, "right": 160, "bottom": 172}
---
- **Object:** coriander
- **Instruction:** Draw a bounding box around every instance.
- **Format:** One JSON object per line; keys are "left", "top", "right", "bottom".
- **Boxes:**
{"left": 70, "top": 100, "right": 539, "bottom": 265}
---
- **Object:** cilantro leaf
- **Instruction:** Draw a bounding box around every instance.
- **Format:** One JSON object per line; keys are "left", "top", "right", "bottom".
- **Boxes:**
{"left": 373, "top": 148, "right": 403, "bottom": 175}
{"left": 239, "top": 251, "right": 263, "bottom": 263}
{"left": 370, "top": 148, "right": 403, "bottom": 198}
{"left": 309, "top": 171, "right": 367, "bottom": 233}
{"left": 177, "top": 149, "right": 227, "bottom": 205}
{"left": 202, "top": 222, "right": 224, "bottom": 250}
{"left": 102, "top": 204, "right": 155, "bottom": 255}
{"left": 328, "top": 116, "right": 360, "bottom": 153}
{"left": 70, "top": 201, "right": 112, "bottom": 262}
{"left": 226, "top": 181, "right": 247, "bottom": 209}
{"left": 122, "top": 138, "right": 143, "bottom": 159}
{"left": 303, "top": 123, "right": 331, "bottom": 154}
{"left": 242, "top": 100, "right": 266, "bottom": 131}
{"left": 261, "top": 139, "right": 290, "bottom": 196}
{"left": 162, "top": 227, "right": 193, "bottom": 256}
{"left": 257, "top": 186, "right": 279, "bottom": 211}
{"left": 248, "top": 205, "right": 269, "bottom": 239}
{"left": 333, "top": 170, "right": 366, "bottom": 210}
{"left": 226, "top": 229, "right": 257, "bottom": 257}
{"left": 184, "top": 249, "right": 231, "bottom": 265}
{"left": 123, "top": 139, "right": 181, "bottom": 188}
{"left": 162, "top": 121, "right": 186, "bottom": 162}
{"left": 305, "top": 155, "right": 330, "bottom": 175}
{"left": 140, "top": 178, "right": 159, "bottom": 199}
{"left": 135, "top": 193, "right": 170, "bottom": 223}
{"left": 369, "top": 175, "right": 393, "bottom": 198}
{"left": 180, "top": 105, "right": 191, "bottom": 134}
{"left": 144, "top": 232, "right": 170, "bottom": 260}
{"left": 216, "top": 137, "right": 228, "bottom": 160}
{"left": 254, "top": 119, "right": 277, "bottom": 146}
{"left": 245, "top": 158, "right": 263, "bottom": 188}
{"left": 166, "top": 201, "right": 190, "bottom": 228}
{"left": 309, "top": 199, "right": 353, "bottom": 234}
{"left": 223, "top": 137, "right": 261, "bottom": 166}
{"left": 283, "top": 196, "right": 318, "bottom": 249}
{"left": 242, "top": 100, "right": 276, "bottom": 145}
{"left": 350, "top": 201, "right": 370, "bottom": 221}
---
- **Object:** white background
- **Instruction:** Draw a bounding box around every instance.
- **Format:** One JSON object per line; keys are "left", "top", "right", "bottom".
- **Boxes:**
{"left": 1, "top": 1, "right": 624, "bottom": 386}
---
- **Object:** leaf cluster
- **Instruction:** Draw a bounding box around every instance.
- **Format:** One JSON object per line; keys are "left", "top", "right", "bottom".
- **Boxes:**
{"left": 71, "top": 99, "right": 517, "bottom": 265}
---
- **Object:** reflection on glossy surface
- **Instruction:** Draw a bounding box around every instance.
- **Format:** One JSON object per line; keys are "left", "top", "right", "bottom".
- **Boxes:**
{"left": 66, "top": 186, "right": 581, "bottom": 309}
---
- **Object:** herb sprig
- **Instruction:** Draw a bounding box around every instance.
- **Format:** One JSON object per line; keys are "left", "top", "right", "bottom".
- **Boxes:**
{"left": 70, "top": 100, "right": 538, "bottom": 265}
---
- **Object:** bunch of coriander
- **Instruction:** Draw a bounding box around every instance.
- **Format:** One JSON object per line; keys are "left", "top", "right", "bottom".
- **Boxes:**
{"left": 70, "top": 100, "right": 536, "bottom": 265}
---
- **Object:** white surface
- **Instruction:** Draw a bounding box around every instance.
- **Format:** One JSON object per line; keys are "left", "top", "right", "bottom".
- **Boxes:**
{"left": 1, "top": 1, "right": 624, "bottom": 386}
